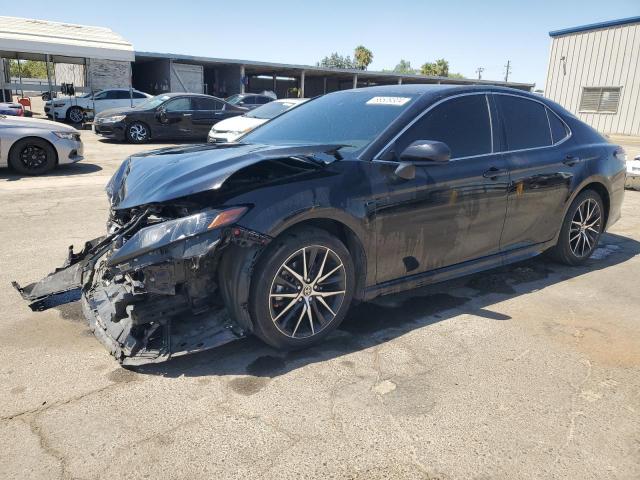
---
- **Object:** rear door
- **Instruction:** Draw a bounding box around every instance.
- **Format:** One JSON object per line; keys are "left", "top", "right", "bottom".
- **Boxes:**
{"left": 494, "top": 94, "right": 573, "bottom": 251}
{"left": 191, "top": 97, "right": 227, "bottom": 138}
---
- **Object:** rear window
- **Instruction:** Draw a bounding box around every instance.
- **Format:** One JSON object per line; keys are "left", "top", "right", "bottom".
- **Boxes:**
{"left": 496, "top": 95, "right": 551, "bottom": 151}
{"left": 547, "top": 109, "right": 569, "bottom": 144}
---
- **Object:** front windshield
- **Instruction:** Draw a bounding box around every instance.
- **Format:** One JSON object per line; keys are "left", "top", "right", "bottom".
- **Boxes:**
{"left": 135, "top": 95, "right": 171, "bottom": 110}
{"left": 245, "top": 101, "right": 299, "bottom": 119}
{"left": 226, "top": 94, "right": 244, "bottom": 105}
{"left": 241, "top": 91, "right": 419, "bottom": 153}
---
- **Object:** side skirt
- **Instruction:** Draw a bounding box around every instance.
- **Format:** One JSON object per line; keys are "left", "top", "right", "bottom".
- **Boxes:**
{"left": 364, "top": 240, "right": 555, "bottom": 301}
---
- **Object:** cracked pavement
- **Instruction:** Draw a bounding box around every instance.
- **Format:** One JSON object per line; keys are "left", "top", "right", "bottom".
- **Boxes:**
{"left": 1, "top": 132, "right": 639, "bottom": 479}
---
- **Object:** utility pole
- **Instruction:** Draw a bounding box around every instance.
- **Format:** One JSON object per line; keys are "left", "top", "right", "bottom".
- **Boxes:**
{"left": 476, "top": 67, "right": 484, "bottom": 80}
{"left": 504, "top": 60, "right": 511, "bottom": 82}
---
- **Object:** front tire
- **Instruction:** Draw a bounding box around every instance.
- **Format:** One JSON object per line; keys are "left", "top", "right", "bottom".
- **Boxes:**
{"left": 550, "top": 189, "right": 604, "bottom": 265}
{"left": 9, "top": 138, "right": 57, "bottom": 175}
{"left": 249, "top": 227, "right": 355, "bottom": 350}
{"left": 126, "top": 122, "right": 150, "bottom": 143}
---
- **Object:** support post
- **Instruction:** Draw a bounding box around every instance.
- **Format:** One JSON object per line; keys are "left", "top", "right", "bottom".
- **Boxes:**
{"left": 272, "top": 73, "right": 277, "bottom": 93}
{"left": 398, "top": 78, "right": 402, "bottom": 85}
{"left": 299, "top": 70, "right": 305, "bottom": 98}
{"left": 323, "top": 77, "right": 327, "bottom": 94}
{"left": 240, "top": 65, "right": 245, "bottom": 94}
{"left": 45, "top": 54, "right": 55, "bottom": 121}
{"left": 353, "top": 74, "right": 358, "bottom": 89}
{"left": 16, "top": 55, "right": 24, "bottom": 99}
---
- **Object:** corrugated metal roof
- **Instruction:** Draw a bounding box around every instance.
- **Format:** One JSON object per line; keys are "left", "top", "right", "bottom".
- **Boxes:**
{"left": 549, "top": 16, "right": 640, "bottom": 37}
{"left": 136, "top": 51, "right": 535, "bottom": 89}
{"left": 0, "top": 16, "right": 134, "bottom": 62}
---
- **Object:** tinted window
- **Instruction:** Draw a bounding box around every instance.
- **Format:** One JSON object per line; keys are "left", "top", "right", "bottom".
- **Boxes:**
{"left": 133, "top": 91, "right": 147, "bottom": 99}
{"left": 496, "top": 95, "right": 551, "bottom": 150}
{"left": 241, "top": 96, "right": 255, "bottom": 105}
{"left": 547, "top": 109, "right": 568, "bottom": 144}
{"left": 113, "top": 91, "right": 132, "bottom": 100}
{"left": 165, "top": 97, "right": 192, "bottom": 111}
{"left": 93, "top": 91, "right": 108, "bottom": 100}
{"left": 255, "top": 96, "right": 271, "bottom": 104}
{"left": 397, "top": 94, "right": 492, "bottom": 159}
{"left": 193, "top": 97, "right": 223, "bottom": 110}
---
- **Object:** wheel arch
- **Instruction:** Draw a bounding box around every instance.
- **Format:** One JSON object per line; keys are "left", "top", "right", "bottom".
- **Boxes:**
{"left": 571, "top": 178, "right": 611, "bottom": 227}
{"left": 271, "top": 218, "right": 368, "bottom": 301}
{"left": 8, "top": 136, "right": 59, "bottom": 170}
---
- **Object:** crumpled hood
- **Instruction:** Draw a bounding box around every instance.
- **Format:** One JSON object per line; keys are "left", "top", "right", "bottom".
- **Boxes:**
{"left": 106, "top": 142, "right": 339, "bottom": 210}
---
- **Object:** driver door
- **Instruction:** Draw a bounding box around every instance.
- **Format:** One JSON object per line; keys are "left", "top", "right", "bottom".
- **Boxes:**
{"left": 373, "top": 93, "right": 510, "bottom": 284}
{"left": 155, "top": 97, "right": 194, "bottom": 138}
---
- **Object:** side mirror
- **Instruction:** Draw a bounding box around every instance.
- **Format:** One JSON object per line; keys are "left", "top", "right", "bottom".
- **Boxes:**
{"left": 156, "top": 107, "right": 167, "bottom": 122}
{"left": 399, "top": 140, "right": 451, "bottom": 163}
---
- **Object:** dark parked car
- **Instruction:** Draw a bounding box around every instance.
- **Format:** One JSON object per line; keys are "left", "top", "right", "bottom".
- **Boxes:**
{"left": 225, "top": 93, "right": 275, "bottom": 110}
{"left": 93, "top": 93, "right": 245, "bottom": 143}
{"left": 15, "top": 85, "right": 626, "bottom": 365}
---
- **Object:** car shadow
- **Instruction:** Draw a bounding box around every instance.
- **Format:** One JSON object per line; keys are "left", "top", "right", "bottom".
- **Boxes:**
{"left": 129, "top": 232, "right": 639, "bottom": 380}
{"left": 1, "top": 162, "right": 103, "bottom": 181}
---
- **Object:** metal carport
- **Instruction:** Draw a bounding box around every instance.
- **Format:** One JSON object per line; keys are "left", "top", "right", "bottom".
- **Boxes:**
{"left": 0, "top": 16, "right": 134, "bottom": 102}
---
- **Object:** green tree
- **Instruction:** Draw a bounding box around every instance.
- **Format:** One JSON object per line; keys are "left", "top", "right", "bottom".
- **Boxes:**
{"left": 392, "top": 59, "right": 417, "bottom": 74}
{"left": 317, "top": 52, "right": 356, "bottom": 69}
{"left": 420, "top": 58, "right": 449, "bottom": 77}
{"left": 353, "top": 45, "right": 374, "bottom": 70}
{"left": 9, "top": 60, "right": 48, "bottom": 79}
{"left": 448, "top": 72, "right": 465, "bottom": 79}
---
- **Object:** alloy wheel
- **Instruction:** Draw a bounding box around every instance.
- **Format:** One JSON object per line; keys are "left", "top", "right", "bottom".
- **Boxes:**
{"left": 68, "top": 108, "right": 83, "bottom": 123}
{"left": 569, "top": 198, "right": 602, "bottom": 258}
{"left": 129, "top": 123, "right": 148, "bottom": 142}
{"left": 19, "top": 145, "right": 48, "bottom": 170}
{"left": 269, "top": 245, "right": 347, "bottom": 339}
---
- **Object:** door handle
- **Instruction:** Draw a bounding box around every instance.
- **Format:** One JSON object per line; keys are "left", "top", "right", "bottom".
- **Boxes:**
{"left": 563, "top": 155, "right": 580, "bottom": 166}
{"left": 483, "top": 167, "right": 509, "bottom": 179}
{"left": 183, "top": 113, "right": 192, "bottom": 117}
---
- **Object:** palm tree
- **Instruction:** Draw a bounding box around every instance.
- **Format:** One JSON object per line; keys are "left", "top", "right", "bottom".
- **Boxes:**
{"left": 354, "top": 46, "right": 374, "bottom": 70}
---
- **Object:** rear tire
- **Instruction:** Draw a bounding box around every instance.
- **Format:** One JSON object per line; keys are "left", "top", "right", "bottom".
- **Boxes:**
{"left": 549, "top": 189, "right": 604, "bottom": 265}
{"left": 9, "top": 138, "right": 57, "bottom": 175}
{"left": 249, "top": 227, "right": 355, "bottom": 350}
{"left": 66, "top": 106, "right": 84, "bottom": 124}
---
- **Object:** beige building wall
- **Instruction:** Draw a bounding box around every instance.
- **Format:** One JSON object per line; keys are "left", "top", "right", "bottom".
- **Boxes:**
{"left": 545, "top": 20, "right": 640, "bottom": 136}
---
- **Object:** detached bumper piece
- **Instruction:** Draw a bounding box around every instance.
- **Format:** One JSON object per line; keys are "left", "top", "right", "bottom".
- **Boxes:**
{"left": 82, "top": 276, "right": 240, "bottom": 366}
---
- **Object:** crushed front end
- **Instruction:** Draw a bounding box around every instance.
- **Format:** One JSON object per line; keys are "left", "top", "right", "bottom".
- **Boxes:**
{"left": 14, "top": 205, "right": 269, "bottom": 365}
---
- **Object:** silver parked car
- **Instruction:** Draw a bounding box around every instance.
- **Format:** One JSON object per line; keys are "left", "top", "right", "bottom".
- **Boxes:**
{"left": 0, "top": 116, "right": 83, "bottom": 175}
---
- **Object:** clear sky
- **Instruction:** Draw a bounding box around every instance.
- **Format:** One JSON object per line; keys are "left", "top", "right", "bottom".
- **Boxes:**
{"left": 4, "top": 0, "right": 639, "bottom": 89}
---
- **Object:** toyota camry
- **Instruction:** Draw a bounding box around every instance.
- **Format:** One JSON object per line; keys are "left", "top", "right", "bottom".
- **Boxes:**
{"left": 14, "top": 85, "right": 626, "bottom": 365}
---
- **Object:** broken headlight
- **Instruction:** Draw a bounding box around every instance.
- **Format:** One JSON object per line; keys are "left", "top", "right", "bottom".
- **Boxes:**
{"left": 108, "top": 207, "right": 247, "bottom": 265}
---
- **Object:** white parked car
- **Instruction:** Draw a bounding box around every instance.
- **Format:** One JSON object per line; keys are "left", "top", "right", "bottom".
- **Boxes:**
{"left": 0, "top": 115, "right": 83, "bottom": 175}
{"left": 626, "top": 154, "right": 640, "bottom": 190}
{"left": 208, "top": 98, "right": 307, "bottom": 143}
{"left": 45, "top": 88, "right": 151, "bottom": 123}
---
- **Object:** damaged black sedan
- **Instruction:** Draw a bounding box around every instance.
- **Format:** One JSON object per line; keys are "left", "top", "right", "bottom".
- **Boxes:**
{"left": 14, "top": 85, "right": 626, "bottom": 365}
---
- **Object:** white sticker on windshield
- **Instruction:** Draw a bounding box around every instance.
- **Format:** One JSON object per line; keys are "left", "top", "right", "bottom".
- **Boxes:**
{"left": 366, "top": 96, "right": 411, "bottom": 106}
